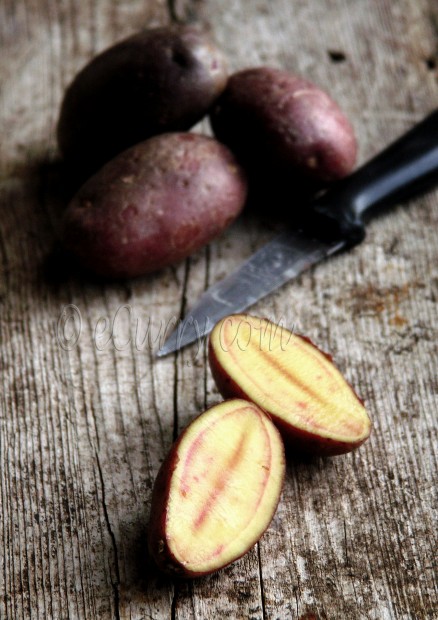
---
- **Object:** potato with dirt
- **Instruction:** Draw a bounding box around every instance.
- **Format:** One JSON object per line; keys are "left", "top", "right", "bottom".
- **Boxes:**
{"left": 62, "top": 133, "right": 247, "bottom": 278}
{"left": 57, "top": 25, "right": 228, "bottom": 176}
{"left": 210, "top": 67, "right": 357, "bottom": 185}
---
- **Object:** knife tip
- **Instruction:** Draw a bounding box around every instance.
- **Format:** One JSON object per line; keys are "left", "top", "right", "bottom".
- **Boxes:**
{"left": 156, "top": 338, "right": 178, "bottom": 358}
{"left": 154, "top": 315, "right": 215, "bottom": 358}
{"left": 155, "top": 346, "right": 172, "bottom": 358}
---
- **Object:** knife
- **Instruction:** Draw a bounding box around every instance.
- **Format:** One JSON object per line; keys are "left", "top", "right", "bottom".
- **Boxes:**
{"left": 157, "top": 109, "right": 438, "bottom": 357}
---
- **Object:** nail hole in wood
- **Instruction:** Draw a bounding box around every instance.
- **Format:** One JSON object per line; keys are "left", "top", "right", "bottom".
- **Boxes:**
{"left": 425, "top": 56, "right": 436, "bottom": 70}
{"left": 328, "top": 50, "right": 346, "bottom": 63}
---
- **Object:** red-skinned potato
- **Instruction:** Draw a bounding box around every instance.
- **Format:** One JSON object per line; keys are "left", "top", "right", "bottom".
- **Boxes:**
{"left": 57, "top": 25, "right": 228, "bottom": 176}
{"left": 210, "top": 67, "right": 357, "bottom": 184}
{"left": 148, "top": 399, "right": 285, "bottom": 577}
{"left": 62, "top": 133, "right": 247, "bottom": 278}
{"left": 209, "top": 315, "right": 371, "bottom": 456}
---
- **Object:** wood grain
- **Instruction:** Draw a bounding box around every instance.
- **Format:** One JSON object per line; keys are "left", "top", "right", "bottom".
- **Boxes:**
{"left": 0, "top": 0, "right": 437, "bottom": 618}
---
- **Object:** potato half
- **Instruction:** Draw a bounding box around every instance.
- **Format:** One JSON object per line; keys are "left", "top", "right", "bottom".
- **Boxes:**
{"left": 209, "top": 315, "right": 371, "bottom": 456}
{"left": 148, "top": 399, "right": 285, "bottom": 577}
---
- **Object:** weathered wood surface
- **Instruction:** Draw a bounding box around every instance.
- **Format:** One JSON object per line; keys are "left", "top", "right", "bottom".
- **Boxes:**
{"left": 1, "top": 0, "right": 437, "bottom": 618}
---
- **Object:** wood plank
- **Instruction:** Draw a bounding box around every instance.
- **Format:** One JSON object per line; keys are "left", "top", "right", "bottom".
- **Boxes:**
{"left": 1, "top": 0, "right": 437, "bottom": 618}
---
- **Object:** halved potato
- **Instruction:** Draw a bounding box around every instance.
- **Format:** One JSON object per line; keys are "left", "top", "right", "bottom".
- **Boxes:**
{"left": 148, "top": 399, "right": 285, "bottom": 577}
{"left": 209, "top": 315, "right": 371, "bottom": 456}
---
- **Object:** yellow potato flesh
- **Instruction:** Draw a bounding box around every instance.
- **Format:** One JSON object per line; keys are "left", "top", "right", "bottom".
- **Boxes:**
{"left": 166, "top": 400, "right": 284, "bottom": 574}
{"left": 212, "top": 316, "right": 371, "bottom": 443}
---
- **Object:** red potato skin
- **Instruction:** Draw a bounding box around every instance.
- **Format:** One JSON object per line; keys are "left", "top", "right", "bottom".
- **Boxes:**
{"left": 147, "top": 445, "right": 188, "bottom": 577}
{"left": 57, "top": 26, "right": 228, "bottom": 176}
{"left": 208, "top": 335, "right": 369, "bottom": 457}
{"left": 147, "top": 402, "right": 285, "bottom": 578}
{"left": 210, "top": 67, "right": 357, "bottom": 184}
{"left": 62, "top": 133, "right": 247, "bottom": 278}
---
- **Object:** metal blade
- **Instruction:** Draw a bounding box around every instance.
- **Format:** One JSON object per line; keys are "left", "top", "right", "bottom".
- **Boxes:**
{"left": 157, "top": 230, "right": 346, "bottom": 357}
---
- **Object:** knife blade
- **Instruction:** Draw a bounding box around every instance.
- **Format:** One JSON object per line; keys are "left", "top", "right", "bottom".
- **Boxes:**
{"left": 157, "top": 109, "right": 438, "bottom": 357}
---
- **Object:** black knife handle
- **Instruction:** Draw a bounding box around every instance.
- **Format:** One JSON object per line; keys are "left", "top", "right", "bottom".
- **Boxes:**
{"left": 309, "top": 109, "right": 438, "bottom": 245}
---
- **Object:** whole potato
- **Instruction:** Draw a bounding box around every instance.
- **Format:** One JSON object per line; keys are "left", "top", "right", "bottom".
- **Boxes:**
{"left": 210, "top": 67, "right": 357, "bottom": 183}
{"left": 57, "top": 26, "right": 228, "bottom": 176}
{"left": 62, "top": 133, "right": 247, "bottom": 278}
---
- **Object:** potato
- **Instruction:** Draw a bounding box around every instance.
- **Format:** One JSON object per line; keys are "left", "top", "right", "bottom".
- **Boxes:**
{"left": 57, "top": 25, "right": 228, "bottom": 176}
{"left": 148, "top": 399, "right": 285, "bottom": 577}
{"left": 62, "top": 133, "right": 247, "bottom": 278}
{"left": 209, "top": 315, "right": 371, "bottom": 456}
{"left": 210, "top": 67, "right": 357, "bottom": 183}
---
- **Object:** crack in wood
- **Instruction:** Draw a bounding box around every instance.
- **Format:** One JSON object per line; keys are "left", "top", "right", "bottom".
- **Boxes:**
{"left": 343, "top": 519, "right": 349, "bottom": 567}
{"left": 103, "top": 294, "right": 137, "bottom": 500}
{"left": 203, "top": 244, "right": 211, "bottom": 410}
{"left": 257, "top": 543, "right": 267, "bottom": 620}
{"left": 170, "top": 581, "right": 179, "bottom": 620}
{"left": 96, "top": 454, "right": 121, "bottom": 620}
{"left": 172, "top": 257, "right": 191, "bottom": 441}
{"left": 146, "top": 345, "right": 166, "bottom": 451}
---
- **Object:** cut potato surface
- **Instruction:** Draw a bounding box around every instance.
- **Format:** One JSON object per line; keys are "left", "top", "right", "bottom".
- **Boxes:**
{"left": 209, "top": 315, "right": 371, "bottom": 456}
{"left": 148, "top": 399, "right": 285, "bottom": 577}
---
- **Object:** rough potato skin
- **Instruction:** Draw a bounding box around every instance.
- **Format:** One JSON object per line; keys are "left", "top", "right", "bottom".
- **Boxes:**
{"left": 147, "top": 445, "right": 186, "bottom": 576}
{"left": 57, "top": 25, "right": 228, "bottom": 176}
{"left": 210, "top": 67, "right": 357, "bottom": 183}
{"left": 62, "top": 133, "right": 247, "bottom": 278}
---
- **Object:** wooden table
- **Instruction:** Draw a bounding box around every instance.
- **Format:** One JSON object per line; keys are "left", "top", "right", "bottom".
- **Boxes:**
{"left": 1, "top": 1, "right": 437, "bottom": 618}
